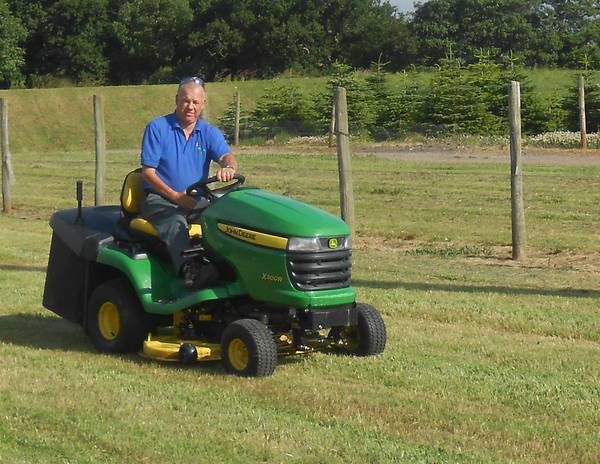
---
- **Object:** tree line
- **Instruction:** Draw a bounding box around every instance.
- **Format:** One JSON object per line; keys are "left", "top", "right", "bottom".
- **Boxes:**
{"left": 1, "top": 0, "right": 599, "bottom": 89}
{"left": 219, "top": 59, "right": 597, "bottom": 141}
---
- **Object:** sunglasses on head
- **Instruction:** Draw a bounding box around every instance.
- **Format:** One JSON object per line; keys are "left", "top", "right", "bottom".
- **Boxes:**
{"left": 179, "top": 76, "right": 205, "bottom": 88}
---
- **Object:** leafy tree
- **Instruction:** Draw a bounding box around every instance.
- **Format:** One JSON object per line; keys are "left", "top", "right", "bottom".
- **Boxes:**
{"left": 0, "top": 0, "right": 26, "bottom": 88}
{"left": 182, "top": 0, "right": 322, "bottom": 79}
{"left": 47, "top": 0, "right": 111, "bottom": 84}
{"left": 411, "top": 0, "right": 552, "bottom": 66}
{"left": 325, "top": 0, "right": 416, "bottom": 70}
{"left": 10, "top": 0, "right": 111, "bottom": 85}
{"left": 546, "top": 0, "right": 600, "bottom": 67}
{"left": 180, "top": 0, "right": 413, "bottom": 80}
{"left": 108, "top": 0, "right": 193, "bottom": 84}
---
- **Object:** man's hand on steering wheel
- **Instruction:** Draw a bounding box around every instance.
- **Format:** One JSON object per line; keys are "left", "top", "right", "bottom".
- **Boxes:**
{"left": 216, "top": 165, "right": 236, "bottom": 182}
{"left": 186, "top": 174, "right": 245, "bottom": 203}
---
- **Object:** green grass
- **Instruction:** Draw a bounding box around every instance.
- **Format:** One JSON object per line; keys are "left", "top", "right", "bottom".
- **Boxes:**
{"left": 1, "top": 150, "right": 599, "bottom": 463}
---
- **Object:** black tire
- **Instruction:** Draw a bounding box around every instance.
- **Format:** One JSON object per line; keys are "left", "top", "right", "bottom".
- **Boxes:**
{"left": 87, "top": 278, "right": 148, "bottom": 353}
{"left": 221, "top": 319, "right": 277, "bottom": 377}
{"left": 335, "top": 303, "right": 386, "bottom": 356}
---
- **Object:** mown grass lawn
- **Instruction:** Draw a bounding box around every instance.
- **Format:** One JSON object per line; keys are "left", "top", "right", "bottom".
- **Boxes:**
{"left": 0, "top": 148, "right": 599, "bottom": 463}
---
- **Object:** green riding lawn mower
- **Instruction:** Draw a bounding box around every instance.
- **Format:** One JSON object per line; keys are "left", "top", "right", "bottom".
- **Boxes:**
{"left": 43, "top": 170, "right": 386, "bottom": 377}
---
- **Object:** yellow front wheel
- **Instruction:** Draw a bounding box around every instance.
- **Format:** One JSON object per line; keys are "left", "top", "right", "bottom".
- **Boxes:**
{"left": 221, "top": 319, "right": 277, "bottom": 377}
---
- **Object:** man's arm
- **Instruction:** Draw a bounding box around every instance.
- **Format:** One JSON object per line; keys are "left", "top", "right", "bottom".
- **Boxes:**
{"left": 142, "top": 166, "right": 196, "bottom": 210}
{"left": 216, "top": 153, "right": 238, "bottom": 182}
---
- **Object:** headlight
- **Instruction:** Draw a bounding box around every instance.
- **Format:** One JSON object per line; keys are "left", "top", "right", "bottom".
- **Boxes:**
{"left": 287, "top": 236, "right": 351, "bottom": 252}
{"left": 287, "top": 237, "right": 321, "bottom": 252}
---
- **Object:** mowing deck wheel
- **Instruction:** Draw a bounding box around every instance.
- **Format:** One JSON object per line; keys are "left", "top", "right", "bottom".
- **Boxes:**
{"left": 221, "top": 319, "right": 277, "bottom": 377}
{"left": 332, "top": 303, "right": 387, "bottom": 356}
{"left": 227, "top": 338, "right": 250, "bottom": 371}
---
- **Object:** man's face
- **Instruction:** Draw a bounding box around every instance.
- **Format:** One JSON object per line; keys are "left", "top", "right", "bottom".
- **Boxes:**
{"left": 175, "top": 83, "right": 206, "bottom": 127}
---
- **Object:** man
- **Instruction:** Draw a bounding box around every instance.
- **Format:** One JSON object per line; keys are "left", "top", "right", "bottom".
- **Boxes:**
{"left": 139, "top": 76, "right": 238, "bottom": 287}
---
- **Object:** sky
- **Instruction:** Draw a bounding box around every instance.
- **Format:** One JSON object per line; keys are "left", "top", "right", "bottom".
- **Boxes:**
{"left": 390, "top": 0, "right": 416, "bottom": 12}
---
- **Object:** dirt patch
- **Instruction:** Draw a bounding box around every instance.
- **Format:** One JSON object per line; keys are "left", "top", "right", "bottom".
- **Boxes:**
{"left": 354, "top": 235, "right": 600, "bottom": 273}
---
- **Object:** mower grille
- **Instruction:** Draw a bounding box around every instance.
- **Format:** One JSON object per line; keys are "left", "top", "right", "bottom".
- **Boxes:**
{"left": 287, "top": 249, "right": 351, "bottom": 291}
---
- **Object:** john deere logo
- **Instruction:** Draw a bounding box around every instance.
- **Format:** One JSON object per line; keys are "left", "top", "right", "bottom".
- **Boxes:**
{"left": 328, "top": 238, "right": 339, "bottom": 249}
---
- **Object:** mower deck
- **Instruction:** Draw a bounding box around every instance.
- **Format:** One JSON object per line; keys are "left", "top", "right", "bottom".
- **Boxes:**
{"left": 142, "top": 333, "right": 222, "bottom": 362}
{"left": 141, "top": 329, "right": 327, "bottom": 364}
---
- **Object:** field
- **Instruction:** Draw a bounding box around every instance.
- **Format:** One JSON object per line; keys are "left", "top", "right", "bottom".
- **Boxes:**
{"left": 0, "top": 143, "right": 599, "bottom": 463}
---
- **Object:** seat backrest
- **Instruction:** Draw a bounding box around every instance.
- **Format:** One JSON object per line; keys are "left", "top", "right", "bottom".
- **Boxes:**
{"left": 119, "top": 167, "right": 203, "bottom": 239}
{"left": 120, "top": 168, "right": 145, "bottom": 215}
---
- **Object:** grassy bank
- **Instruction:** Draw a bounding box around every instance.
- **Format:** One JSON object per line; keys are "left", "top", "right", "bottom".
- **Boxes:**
{"left": 0, "top": 149, "right": 599, "bottom": 462}
{"left": 0, "top": 69, "right": 586, "bottom": 154}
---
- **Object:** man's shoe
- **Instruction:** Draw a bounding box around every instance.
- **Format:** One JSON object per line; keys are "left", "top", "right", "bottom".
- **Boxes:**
{"left": 180, "top": 261, "right": 200, "bottom": 289}
{"left": 191, "top": 262, "right": 219, "bottom": 290}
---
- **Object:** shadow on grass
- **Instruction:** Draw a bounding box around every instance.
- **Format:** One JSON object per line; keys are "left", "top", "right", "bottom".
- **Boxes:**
{"left": 0, "top": 313, "right": 304, "bottom": 377}
{"left": 0, "top": 264, "right": 47, "bottom": 273}
{"left": 0, "top": 313, "right": 90, "bottom": 352}
{"left": 352, "top": 279, "right": 600, "bottom": 298}
{"left": 130, "top": 354, "right": 304, "bottom": 378}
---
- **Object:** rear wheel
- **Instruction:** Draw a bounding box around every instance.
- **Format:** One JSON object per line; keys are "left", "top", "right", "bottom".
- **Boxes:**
{"left": 87, "top": 278, "right": 148, "bottom": 353}
{"left": 333, "top": 303, "right": 386, "bottom": 356}
{"left": 221, "top": 319, "right": 277, "bottom": 377}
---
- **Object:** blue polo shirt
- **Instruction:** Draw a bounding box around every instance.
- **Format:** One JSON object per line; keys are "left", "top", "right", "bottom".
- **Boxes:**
{"left": 140, "top": 113, "right": 230, "bottom": 193}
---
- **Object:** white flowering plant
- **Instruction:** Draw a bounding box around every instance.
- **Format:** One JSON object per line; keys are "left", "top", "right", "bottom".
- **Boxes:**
{"left": 526, "top": 131, "right": 600, "bottom": 149}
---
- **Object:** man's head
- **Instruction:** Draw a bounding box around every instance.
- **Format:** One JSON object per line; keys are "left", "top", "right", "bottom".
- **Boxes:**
{"left": 175, "top": 77, "right": 206, "bottom": 128}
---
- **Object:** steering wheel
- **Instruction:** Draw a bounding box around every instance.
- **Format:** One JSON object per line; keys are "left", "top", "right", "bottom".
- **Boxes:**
{"left": 186, "top": 174, "right": 245, "bottom": 201}
{"left": 185, "top": 174, "right": 245, "bottom": 224}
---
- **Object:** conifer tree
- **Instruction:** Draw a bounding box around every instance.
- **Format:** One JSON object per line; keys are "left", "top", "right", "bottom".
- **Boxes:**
{"left": 217, "top": 92, "right": 251, "bottom": 143}
{"left": 419, "top": 57, "right": 489, "bottom": 134}
{"left": 562, "top": 55, "right": 599, "bottom": 133}
{"left": 312, "top": 61, "right": 371, "bottom": 136}
{"left": 250, "top": 84, "right": 315, "bottom": 138}
{"left": 379, "top": 72, "right": 423, "bottom": 138}
{"left": 364, "top": 56, "right": 391, "bottom": 139}
{"left": 501, "top": 52, "right": 550, "bottom": 134}
{"left": 466, "top": 50, "right": 505, "bottom": 134}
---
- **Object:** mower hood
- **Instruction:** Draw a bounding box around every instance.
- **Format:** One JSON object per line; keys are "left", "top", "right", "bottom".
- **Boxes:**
{"left": 203, "top": 188, "right": 350, "bottom": 238}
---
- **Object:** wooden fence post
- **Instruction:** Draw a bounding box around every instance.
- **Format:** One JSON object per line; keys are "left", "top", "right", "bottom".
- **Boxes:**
{"left": 509, "top": 81, "right": 526, "bottom": 260}
{"left": 334, "top": 87, "right": 355, "bottom": 235}
{"left": 234, "top": 89, "right": 240, "bottom": 146}
{"left": 328, "top": 99, "right": 336, "bottom": 148}
{"left": 1, "top": 98, "right": 15, "bottom": 213}
{"left": 579, "top": 75, "right": 587, "bottom": 150}
{"left": 93, "top": 95, "right": 106, "bottom": 206}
